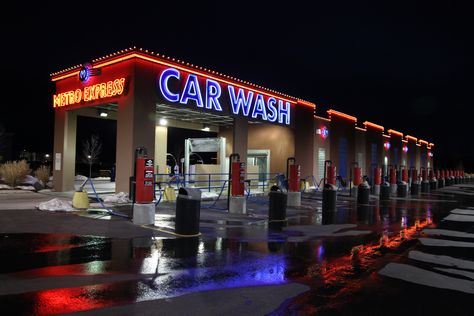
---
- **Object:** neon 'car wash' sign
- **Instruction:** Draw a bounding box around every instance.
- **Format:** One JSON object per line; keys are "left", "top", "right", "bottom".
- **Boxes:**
{"left": 53, "top": 78, "right": 125, "bottom": 108}
{"left": 157, "top": 68, "right": 291, "bottom": 125}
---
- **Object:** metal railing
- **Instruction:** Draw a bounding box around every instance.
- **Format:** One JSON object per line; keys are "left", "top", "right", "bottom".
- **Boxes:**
{"left": 154, "top": 172, "right": 282, "bottom": 195}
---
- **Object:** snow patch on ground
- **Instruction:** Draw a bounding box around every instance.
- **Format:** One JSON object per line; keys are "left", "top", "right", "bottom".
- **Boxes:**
{"left": 92, "top": 177, "right": 111, "bottom": 181}
{"left": 409, "top": 250, "right": 474, "bottom": 270}
{"left": 284, "top": 224, "right": 372, "bottom": 242}
{"left": 201, "top": 191, "right": 219, "bottom": 200}
{"left": 423, "top": 228, "right": 474, "bottom": 239}
{"left": 379, "top": 262, "right": 474, "bottom": 294}
{"left": 102, "top": 192, "right": 130, "bottom": 203}
{"left": 443, "top": 214, "right": 474, "bottom": 222}
{"left": 14, "top": 186, "right": 36, "bottom": 191}
{"left": 434, "top": 267, "right": 474, "bottom": 280}
{"left": 450, "top": 208, "right": 474, "bottom": 215}
{"left": 419, "top": 237, "right": 474, "bottom": 248}
{"left": 0, "top": 184, "right": 12, "bottom": 190}
{"left": 37, "top": 198, "right": 74, "bottom": 212}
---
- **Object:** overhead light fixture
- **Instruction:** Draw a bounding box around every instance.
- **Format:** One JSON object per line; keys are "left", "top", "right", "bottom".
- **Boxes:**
{"left": 201, "top": 124, "right": 210, "bottom": 132}
{"left": 99, "top": 111, "right": 108, "bottom": 117}
{"left": 159, "top": 118, "right": 168, "bottom": 126}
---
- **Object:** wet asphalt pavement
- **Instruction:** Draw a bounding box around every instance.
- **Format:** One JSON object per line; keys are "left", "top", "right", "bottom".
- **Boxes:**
{"left": 1, "top": 186, "right": 474, "bottom": 315}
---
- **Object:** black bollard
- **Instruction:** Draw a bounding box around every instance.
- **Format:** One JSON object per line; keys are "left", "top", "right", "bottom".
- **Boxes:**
{"left": 380, "top": 182, "right": 391, "bottom": 201}
{"left": 397, "top": 182, "right": 408, "bottom": 198}
{"left": 269, "top": 186, "right": 287, "bottom": 222}
{"left": 438, "top": 178, "right": 444, "bottom": 188}
{"left": 411, "top": 182, "right": 420, "bottom": 196}
{"left": 175, "top": 188, "right": 201, "bottom": 236}
{"left": 357, "top": 182, "right": 370, "bottom": 205}
{"left": 322, "top": 184, "right": 337, "bottom": 211}
{"left": 421, "top": 181, "right": 430, "bottom": 193}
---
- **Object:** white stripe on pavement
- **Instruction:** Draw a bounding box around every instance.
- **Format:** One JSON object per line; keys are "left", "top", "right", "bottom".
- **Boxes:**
{"left": 379, "top": 263, "right": 474, "bottom": 294}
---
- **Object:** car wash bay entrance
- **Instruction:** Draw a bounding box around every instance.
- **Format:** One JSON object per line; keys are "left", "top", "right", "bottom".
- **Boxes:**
{"left": 51, "top": 48, "right": 316, "bottom": 193}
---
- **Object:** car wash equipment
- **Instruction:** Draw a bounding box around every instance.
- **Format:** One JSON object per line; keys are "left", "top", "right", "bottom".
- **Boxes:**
{"left": 228, "top": 153, "right": 246, "bottom": 214}
{"left": 132, "top": 147, "right": 155, "bottom": 225}
{"left": 286, "top": 157, "right": 301, "bottom": 207}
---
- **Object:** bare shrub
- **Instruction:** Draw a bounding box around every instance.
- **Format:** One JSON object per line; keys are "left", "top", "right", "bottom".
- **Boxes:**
{"left": 35, "top": 165, "right": 51, "bottom": 186}
{"left": 0, "top": 160, "right": 30, "bottom": 187}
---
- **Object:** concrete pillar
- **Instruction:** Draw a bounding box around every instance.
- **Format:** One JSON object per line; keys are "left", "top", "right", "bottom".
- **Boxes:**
{"left": 52, "top": 109, "right": 77, "bottom": 192}
{"left": 294, "top": 106, "right": 315, "bottom": 178}
{"left": 115, "top": 89, "right": 156, "bottom": 194}
{"left": 232, "top": 116, "right": 248, "bottom": 162}
{"left": 154, "top": 126, "right": 168, "bottom": 174}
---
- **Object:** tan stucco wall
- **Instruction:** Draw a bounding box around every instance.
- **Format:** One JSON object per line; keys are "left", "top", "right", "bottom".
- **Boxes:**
{"left": 219, "top": 123, "right": 295, "bottom": 174}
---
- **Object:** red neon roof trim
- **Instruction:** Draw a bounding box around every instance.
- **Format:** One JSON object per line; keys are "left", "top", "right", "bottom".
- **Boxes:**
{"left": 50, "top": 47, "right": 308, "bottom": 105}
{"left": 327, "top": 109, "right": 357, "bottom": 122}
{"left": 297, "top": 99, "right": 316, "bottom": 108}
{"left": 419, "top": 139, "right": 429, "bottom": 146}
{"left": 363, "top": 121, "right": 384, "bottom": 131}
{"left": 387, "top": 129, "right": 403, "bottom": 137}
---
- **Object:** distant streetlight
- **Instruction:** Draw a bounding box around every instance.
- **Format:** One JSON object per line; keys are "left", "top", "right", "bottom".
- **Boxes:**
{"left": 87, "top": 155, "right": 92, "bottom": 178}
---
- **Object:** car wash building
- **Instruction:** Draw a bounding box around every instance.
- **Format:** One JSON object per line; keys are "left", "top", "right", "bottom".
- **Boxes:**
{"left": 51, "top": 47, "right": 434, "bottom": 193}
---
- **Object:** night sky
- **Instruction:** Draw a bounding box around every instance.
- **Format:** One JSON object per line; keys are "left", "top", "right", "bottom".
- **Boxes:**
{"left": 1, "top": 1, "right": 472, "bottom": 169}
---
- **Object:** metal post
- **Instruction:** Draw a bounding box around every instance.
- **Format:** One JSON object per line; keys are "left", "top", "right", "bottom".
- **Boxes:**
{"left": 208, "top": 173, "right": 211, "bottom": 192}
{"left": 228, "top": 153, "right": 240, "bottom": 211}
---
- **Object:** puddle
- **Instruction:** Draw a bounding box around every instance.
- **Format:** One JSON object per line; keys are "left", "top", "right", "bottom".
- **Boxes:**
{"left": 0, "top": 192, "right": 471, "bottom": 314}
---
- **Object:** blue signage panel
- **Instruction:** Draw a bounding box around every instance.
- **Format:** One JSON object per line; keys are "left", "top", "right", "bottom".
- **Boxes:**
{"left": 156, "top": 67, "right": 292, "bottom": 125}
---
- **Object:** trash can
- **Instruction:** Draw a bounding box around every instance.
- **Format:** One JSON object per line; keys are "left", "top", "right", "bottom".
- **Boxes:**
{"left": 380, "top": 182, "right": 391, "bottom": 201}
{"left": 357, "top": 182, "right": 370, "bottom": 205}
{"left": 438, "top": 178, "right": 444, "bottom": 188}
{"left": 421, "top": 181, "right": 430, "bottom": 193}
{"left": 397, "top": 181, "right": 407, "bottom": 198}
{"left": 72, "top": 190, "right": 90, "bottom": 209}
{"left": 411, "top": 182, "right": 420, "bottom": 196}
{"left": 322, "top": 183, "right": 337, "bottom": 211}
{"left": 269, "top": 186, "right": 287, "bottom": 221}
{"left": 175, "top": 187, "right": 201, "bottom": 236}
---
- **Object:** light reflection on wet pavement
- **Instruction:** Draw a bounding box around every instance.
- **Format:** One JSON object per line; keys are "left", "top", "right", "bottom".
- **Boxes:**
{"left": 0, "top": 192, "right": 473, "bottom": 315}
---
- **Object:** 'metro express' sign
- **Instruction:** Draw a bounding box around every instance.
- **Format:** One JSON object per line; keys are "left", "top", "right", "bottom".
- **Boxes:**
{"left": 157, "top": 68, "right": 292, "bottom": 125}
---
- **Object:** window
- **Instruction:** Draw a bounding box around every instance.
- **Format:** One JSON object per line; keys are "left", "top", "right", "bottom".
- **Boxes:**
{"left": 318, "top": 148, "right": 326, "bottom": 182}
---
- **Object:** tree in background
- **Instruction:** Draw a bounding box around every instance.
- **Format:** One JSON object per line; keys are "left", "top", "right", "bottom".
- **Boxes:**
{"left": 82, "top": 134, "right": 102, "bottom": 179}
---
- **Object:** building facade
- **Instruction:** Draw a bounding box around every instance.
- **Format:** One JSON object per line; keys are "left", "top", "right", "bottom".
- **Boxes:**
{"left": 51, "top": 47, "right": 434, "bottom": 192}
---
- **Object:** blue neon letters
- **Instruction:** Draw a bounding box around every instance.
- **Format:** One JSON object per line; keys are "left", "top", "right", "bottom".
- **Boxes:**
{"left": 206, "top": 80, "right": 222, "bottom": 111}
{"left": 158, "top": 67, "right": 291, "bottom": 125}
{"left": 180, "top": 74, "right": 203, "bottom": 107}
{"left": 159, "top": 68, "right": 180, "bottom": 102}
